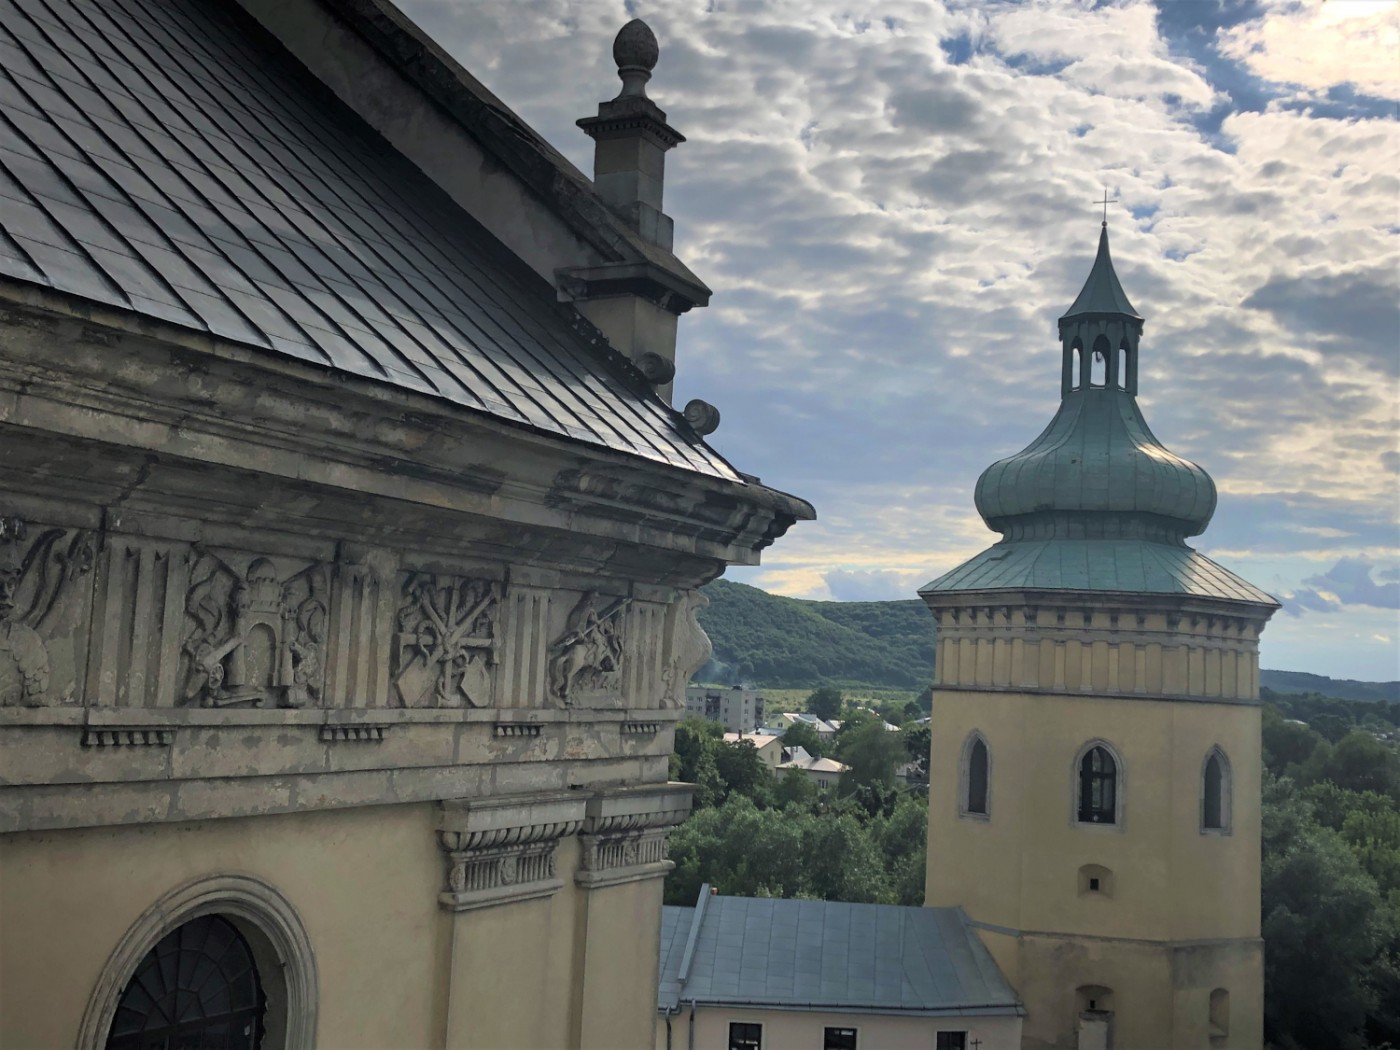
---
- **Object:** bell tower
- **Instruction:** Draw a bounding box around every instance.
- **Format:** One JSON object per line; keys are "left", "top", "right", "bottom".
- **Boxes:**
{"left": 920, "top": 224, "right": 1278, "bottom": 1049}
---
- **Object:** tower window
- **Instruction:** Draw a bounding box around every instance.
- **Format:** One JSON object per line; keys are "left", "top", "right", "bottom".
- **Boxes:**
{"left": 959, "top": 731, "right": 991, "bottom": 819}
{"left": 1202, "top": 748, "right": 1233, "bottom": 834}
{"left": 1090, "top": 335, "right": 1110, "bottom": 387}
{"left": 1077, "top": 744, "right": 1119, "bottom": 825}
{"left": 1116, "top": 346, "right": 1128, "bottom": 390}
{"left": 1210, "top": 988, "right": 1230, "bottom": 1039}
{"left": 1078, "top": 863, "right": 1113, "bottom": 897}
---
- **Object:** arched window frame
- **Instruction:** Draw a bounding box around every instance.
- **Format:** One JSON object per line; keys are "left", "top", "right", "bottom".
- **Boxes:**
{"left": 1201, "top": 746, "right": 1233, "bottom": 836}
{"left": 958, "top": 730, "right": 992, "bottom": 821}
{"left": 77, "top": 874, "right": 318, "bottom": 1050}
{"left": 1071, "top": 739, "right": 1125, "bottom": 830}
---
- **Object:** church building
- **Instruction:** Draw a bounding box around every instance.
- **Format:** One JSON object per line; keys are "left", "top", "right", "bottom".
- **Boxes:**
{"left": 920, "top": 224, "right": 1279, "bottom": 1049}
{"left": 0, "top": 1, "right": 810, "bottom": 1047}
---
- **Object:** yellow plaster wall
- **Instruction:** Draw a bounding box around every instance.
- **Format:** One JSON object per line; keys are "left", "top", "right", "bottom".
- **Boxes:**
{"left": 1, "top": 807, "right": 667, "bottom": 1050}
{"left": 0, "top": 804, "right": 443, "bottom": 1050}
{"left": 926, "top": 688, "right": 1260, "bottom": 942}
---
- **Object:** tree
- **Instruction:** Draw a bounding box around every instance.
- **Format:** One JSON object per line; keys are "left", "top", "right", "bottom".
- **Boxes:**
{"left": 806, "top": 686, "right": 843, "bottom": 721}
{"left": 774, "top": 767, "right": 816, "bottom": 808}
{"left": 901, "top": 723, "right": 931, "bottom": 783}
{"left": 877, "top": 795, "right": 928, "bottom": 906}
{"left": 802, "top": 813, "right": 892, "bottom": 903}
{"left": 715, "top": 739, "right": 771, "bottom": 806}
{"left": 781, "top": 720, "right": 825, "bottom": 758}
{"left": 837, "top": 715, "right": 905, "bottom": 796}
{"left": 1325, "top": 732, "right": 1400, "bottom": 797}
{"left": 1262, "top": 777, "right": 1393, "bottom": 1049}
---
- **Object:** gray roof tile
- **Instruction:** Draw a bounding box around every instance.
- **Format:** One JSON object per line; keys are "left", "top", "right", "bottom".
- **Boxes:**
{"left": 0, "top": 0, "right": 737, "bottom": 480}
{"left": 658, "top": 895, "right": 1021, "bottom": 1016}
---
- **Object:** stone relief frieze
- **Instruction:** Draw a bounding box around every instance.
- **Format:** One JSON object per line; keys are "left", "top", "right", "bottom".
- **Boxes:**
{"left": 548, "top": 592, "right": 629, "bottom": 706}
{"left": 0, "top": 517, "right": 95, "bottom": 706}
{"left": 181, "top": 550, "right": 329, "bottom": 708}
{"left": 661, "top": 589, "right": 711, "bottom": 709}
{"left": 392, "top": 574, "right": 499, "bottom": 708}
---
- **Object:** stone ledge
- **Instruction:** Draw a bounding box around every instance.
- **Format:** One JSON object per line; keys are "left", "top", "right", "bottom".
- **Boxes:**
{"left": 80, "top": 727, "right": 174, "bottom": 748}
{"left": 0, "top": 706, "right": 686, "bottom": 728}
{"left": 575, "top": 782, "right": 693, "bottom": 890}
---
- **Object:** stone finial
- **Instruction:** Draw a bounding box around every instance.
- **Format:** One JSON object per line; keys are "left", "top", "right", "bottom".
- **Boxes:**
{"left": 612, "top": 19, "right": 659, "bottom": 99}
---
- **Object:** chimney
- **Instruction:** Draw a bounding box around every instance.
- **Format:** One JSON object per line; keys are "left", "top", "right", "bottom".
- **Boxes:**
{"left": 570, "top": 20, "right": 692, "bottom": 403}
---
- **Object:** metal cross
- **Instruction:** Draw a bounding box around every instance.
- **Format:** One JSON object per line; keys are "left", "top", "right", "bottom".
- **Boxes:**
{"left": 1096, "top": 188, "right": 1117, "bottom": 223}
{"left": 970, "top": 1039, "right": 984, "bottom": 1050}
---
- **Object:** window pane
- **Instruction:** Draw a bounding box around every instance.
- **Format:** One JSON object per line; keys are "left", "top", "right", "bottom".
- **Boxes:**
{"left": 823, "top": 1027, "right": 857, "bottom": 1050}
{"left": 936, "top": 1033, "right": 968, "bottom": 1050}
{"left": 728, "top": 1022, "right": 762, "bottom": 1050}
{"left": 968, "top": 739, "right": 988, "bottom": 814}
{"left": 1204, "top": 754, "right": 1223, "bottom": 829}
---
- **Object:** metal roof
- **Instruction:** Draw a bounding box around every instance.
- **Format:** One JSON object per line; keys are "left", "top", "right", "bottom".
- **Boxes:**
{"left": 1061, "top": 223, "right": 1140, "bottom": 321}
{"left": 0, "top": 0, "right": 738, "bottom": 480}
{"left": 920, "top": 538, "right": 1279, "bottom": 607}
{"left": 975, "top": 387, "right": 1217, "bottom": 538}
{"left": 658, "top": 894, "right": 1022, "bottom": 1016}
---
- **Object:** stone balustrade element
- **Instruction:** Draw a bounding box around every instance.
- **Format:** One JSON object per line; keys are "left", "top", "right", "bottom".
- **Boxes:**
{"left": 576, "top": 783, "right": 693, "bottom": 890}
{"left": 437, "top": 791, "right": 586, "bottom": 912}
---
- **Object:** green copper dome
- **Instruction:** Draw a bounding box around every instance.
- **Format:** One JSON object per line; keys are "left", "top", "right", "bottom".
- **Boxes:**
{"left": 975, "top": 224, "right": 1214, "bottom": 542}
{"left": 922, "top": 224, "right": 1275, "bottom": 608}
{"left": 974, "top": 386, "right": 1217, "bottom": 540}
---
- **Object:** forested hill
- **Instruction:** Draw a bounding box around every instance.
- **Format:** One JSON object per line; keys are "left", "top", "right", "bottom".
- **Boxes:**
{"left": 695, "top": 579, "right": 933, "bottom": 689}
{"left": 695, "top": 579, "right": 1398, "bottom": 700}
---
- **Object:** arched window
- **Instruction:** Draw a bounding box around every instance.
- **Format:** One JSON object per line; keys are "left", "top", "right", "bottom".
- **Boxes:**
{"left": 1209, "top": 988, "right": 1229, "bottom": 1039}
{"left": 107, "top": 915, "right": 264, "bottom": 1049}
{"left": 1202, "top": 748, "right": 1232, "bottom": 833}
{"left": 1073, "top": 340, "right": 1086, "bottom": 390}
{"left": 960, "top": 732, "right": 991, "bottom": 818}
{"left": 1116, "top": 346, "right": 1128, "bottom": 390}
{"left": 1076, "top": 743, "right": 1120, "bottom": 826}
{"left": 1090, "top": 335, "right": 1110, "bottom": 387}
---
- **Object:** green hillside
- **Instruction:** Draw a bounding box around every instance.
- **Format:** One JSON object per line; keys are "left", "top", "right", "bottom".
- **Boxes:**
{"left": 695, "top": 579, "right": 933, "bottom": 689}
{"left": 696, "top": 579, "right": 1398, "bottom": 701}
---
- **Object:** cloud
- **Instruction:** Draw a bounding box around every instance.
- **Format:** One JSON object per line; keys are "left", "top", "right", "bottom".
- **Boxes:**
{"left": 396, "top": 0, "right": 1400, "bottom": 679}
{"left": 823, "top": 569, "right": 930, "bottom": 601}
{"left": 1219, "top": 0, "right": 1400, "bottom": 101}
{"left": 1286, "top": 556, "right": 1400, "bottom": 615}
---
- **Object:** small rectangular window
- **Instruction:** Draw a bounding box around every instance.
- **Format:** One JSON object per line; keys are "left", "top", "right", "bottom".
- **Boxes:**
{"left": 823, "top": 1027, "right": 857, "bottom": 1050}
{"left": 936, "top": 1034, "right": 968, "bottom": 1050}
{"left": 1089, "top": 877, "right": 1101, "bottom": 891}
{"left": 728, "top": 1022, "right": 762, "bottom": 1050}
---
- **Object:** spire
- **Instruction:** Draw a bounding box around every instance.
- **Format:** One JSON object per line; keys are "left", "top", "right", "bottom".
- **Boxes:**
{"left": 1061, "top": 223, "right": 1140, "bottom": 321}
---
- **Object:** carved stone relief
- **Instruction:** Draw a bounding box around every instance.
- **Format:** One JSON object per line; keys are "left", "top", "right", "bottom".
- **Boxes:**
{"left": 0, "top": 516, "right": 96, "bottom": 706}
{"left": 548, "top": 591, "right": 628, "bottom": 706}
{"left": 180, "top": 550, "right": 329, "bottom": 708}
{"left": 392, "top": 574, "right": 499, "bottom": 708}
{"left": 661, "top": 589, "right": 711, "bottom": 709}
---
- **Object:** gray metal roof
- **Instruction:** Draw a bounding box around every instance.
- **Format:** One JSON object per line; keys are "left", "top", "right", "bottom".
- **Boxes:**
{"left": 658, "top": 894, "right": 1021, "bottom": 1016}
{"left": 920, "top": 538, "right": 1279, "bottom": 607}
{"left": 1061, "top": 223, "right": 1140, "bottom": 320}
{"left": 0, "top": 0, "right": 737, "bottom": 480}
{"left": 975, "top": 387, "right": 1217, "bottom": 538}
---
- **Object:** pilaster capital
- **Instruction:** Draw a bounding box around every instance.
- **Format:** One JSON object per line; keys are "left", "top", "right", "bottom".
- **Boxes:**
{"left": 576, "top": 783, "right": 693, "bottom": 889}
{"left": 436, "top": 791, "right": 586, "bottom": 912}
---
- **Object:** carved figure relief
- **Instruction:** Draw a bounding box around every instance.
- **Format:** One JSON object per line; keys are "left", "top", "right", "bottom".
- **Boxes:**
{"left": 0, "top": 517, "right": 95, "bottom": 706}
{"left": 549, "top": 592, "right": 628, "bottom": 705}
{"left": 661, "top": 589, "right": 712, "bottom": 708}
{"left": 392, "top": 574, "right": 499, "bottom": 708}
{"left": 181, "top": 550, "right": 328, "bottom": 708}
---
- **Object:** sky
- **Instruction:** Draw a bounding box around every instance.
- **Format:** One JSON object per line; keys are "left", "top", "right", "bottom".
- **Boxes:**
{"left": 396, "top": 0, "right": 1400, "bottom": 681}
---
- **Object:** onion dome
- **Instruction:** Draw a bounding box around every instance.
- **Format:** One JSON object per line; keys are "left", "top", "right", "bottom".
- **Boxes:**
{"left": 975, "top": 223, "right": 1215, "bottom": 543}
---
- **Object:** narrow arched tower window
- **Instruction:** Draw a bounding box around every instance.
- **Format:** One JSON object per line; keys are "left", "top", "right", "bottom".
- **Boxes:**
{"left": 968, "top": 737, "right": 989, "bottom": 815}
{"left": 1202, "top": 748, "right": 1232, "bottom": 832}
{"left": 1078, "top": 745, "right": 1117, "bottom": 824}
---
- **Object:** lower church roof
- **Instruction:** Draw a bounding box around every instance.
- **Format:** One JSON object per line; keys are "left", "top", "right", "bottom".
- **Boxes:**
{"left": 658, "top": 889, "right": 1022, "bottom": 1016}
